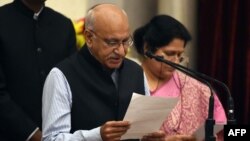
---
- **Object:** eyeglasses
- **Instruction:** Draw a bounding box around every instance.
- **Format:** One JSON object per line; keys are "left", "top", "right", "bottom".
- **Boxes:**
{"left": 158, "top": 50, "right": 189, "bottom": 64}
{"left": 87, "top": 29, "right": 133, "bottom": 49}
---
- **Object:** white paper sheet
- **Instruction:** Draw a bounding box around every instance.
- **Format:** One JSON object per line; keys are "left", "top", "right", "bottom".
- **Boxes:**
{"left": 121, "top": 93, "right": 179, "bottom": 140}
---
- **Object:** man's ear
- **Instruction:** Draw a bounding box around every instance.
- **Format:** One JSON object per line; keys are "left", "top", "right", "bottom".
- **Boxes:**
{"left": 84, "top": 30, "right": 93, "bottom": 47}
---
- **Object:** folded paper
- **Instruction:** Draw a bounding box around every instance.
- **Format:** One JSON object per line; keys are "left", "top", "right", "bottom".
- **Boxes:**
{"left": 121, "top": 93, "right": 179, "bottom": 140}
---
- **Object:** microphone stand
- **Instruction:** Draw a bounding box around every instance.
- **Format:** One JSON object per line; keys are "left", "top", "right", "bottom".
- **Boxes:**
{"left": 145, "top": 51, "right": 236, "bottom": 124}
{"left": 190, "top": 74, "right": 236, "bottom": 125}
{"left": 145, "top": 51, "right": 216, "bottom": 141}
{"left": 182, "top": 69, "right": 236, "bottom": 125}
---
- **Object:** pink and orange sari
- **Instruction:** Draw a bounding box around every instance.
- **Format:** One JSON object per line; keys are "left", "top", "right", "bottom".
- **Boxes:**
{"left": 150, "top": 71, "right": 227, "bottom": 140}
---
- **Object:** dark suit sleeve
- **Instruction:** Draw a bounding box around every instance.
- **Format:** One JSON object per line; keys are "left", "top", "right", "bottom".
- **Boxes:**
{"left": 0, "top": 63, "right": 37, "bottom": 140}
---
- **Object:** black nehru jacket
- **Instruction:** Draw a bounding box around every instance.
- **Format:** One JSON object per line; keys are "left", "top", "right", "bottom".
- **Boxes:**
{"left": 0, "top": 0, "right": 76, "bottom": 140}
{"left": 57, "top": 46, "right": 145, "bottom": 138}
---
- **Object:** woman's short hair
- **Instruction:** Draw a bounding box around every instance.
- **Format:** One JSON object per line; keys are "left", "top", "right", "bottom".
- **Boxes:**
{"left": 133, "top": 15, "right": 191, "bottom": 55}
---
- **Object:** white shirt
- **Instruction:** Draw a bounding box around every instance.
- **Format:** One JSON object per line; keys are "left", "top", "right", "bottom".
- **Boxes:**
{"left": 42, "top": 68, "right": 102, "bottom": 141}
{"left": 42, "top": 67, "right": 149, "bottom": 141}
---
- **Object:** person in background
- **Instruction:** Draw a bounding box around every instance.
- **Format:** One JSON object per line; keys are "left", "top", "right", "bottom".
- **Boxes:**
{"left": 0, "top": 0, "right": 76, "bottom": 140}
{"left": 133, "top": 15, "right": 227, "bottom": 140}
{"left": 42, "top": 3, "right": 165, "bottom": 141}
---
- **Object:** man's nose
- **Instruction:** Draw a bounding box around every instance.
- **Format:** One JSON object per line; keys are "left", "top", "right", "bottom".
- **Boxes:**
{"left": 114, "top": 44, "right": 127, "bottom": 56}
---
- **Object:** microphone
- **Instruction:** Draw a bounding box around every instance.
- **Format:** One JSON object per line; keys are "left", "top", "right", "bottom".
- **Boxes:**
{"left": 192, "top": 74, "right": 235, "bottom": 125}
{"left": 145, "top": 51, "right": 217, "bottom": 141}
{"left": 145, "top": 51, "right": 236, "bottom": 125}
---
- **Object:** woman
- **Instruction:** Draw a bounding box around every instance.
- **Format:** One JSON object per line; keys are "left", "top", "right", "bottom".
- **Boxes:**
{"left": 133, "top": 15, "right": 226, "bottom": 140}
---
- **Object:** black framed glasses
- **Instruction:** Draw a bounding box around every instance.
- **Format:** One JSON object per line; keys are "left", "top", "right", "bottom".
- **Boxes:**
{"left": 87, "top": 29, "right": 133, "bottom": 49}
{"left": 157, "top": 50, "right": 189, "bottom": 64}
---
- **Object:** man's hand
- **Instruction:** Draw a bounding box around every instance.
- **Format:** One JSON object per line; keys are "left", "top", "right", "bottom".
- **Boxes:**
{"left": 141, "top": 130, "right": 166, "bottom": 141}
{"left": 29, "top": 129, "right": 42, "bottom": 141}
{"left": 165, "top": 135, "right": 196, "bottom": 141}
{"left": 101, "top": 121, "right": 130, "bottom": 141}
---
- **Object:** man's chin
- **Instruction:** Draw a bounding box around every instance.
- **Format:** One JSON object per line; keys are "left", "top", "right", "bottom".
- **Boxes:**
{"left": 107, "top": 62, "right": 122, "bottom": 69}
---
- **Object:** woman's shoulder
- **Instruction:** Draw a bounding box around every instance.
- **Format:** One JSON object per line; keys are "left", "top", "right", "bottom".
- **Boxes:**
{"left": 176, "top": 71, "right": 211, "bottom": 96}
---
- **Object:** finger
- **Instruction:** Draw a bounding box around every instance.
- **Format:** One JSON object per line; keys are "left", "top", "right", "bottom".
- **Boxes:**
{"left": 101, "top": 122, "right": 130, "bottom": 141}
{"left": 166, "top": 135, "right": 196, "bottom": 141}
{"left": 107, "top": 132, "right": 127, "bottom": 138}
{"left": 142, "top": 130, "right": 166, "bottom": 141}
{"left": 146, "top": 130, "right": 166, "bottom": 138}
{"left": 176, "top": 135, "right": 196, "bottom": 141}
{"left": 106, "top": 120, "right": 130, "bottom": 127}
{"left": 102, "top": 121, "right": 130, "bottom": 134}
{"left": 102, "top": 124, "right": 130, "bottom": 134}
{"left": 113, "top": 126, "right": 129, "bottom": 132}
{"left": 101, "top": 131, "right": 127, "bottom": 141}
{"left": 141, "top": 136, "right": 165, "bottom": 141}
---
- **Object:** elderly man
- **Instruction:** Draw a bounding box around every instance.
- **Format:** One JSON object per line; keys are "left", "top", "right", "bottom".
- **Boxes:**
{"left": 42, "top": 3, "right": 165, "bottom": 141}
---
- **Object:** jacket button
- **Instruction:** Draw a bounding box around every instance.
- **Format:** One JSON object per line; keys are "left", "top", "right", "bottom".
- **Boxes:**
{"left": 37, "top": 48, "right": 42, "bottom": 53}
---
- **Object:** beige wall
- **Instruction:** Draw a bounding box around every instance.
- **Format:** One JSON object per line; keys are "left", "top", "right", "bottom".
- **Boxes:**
{"left": 0, "top": 0, "right": 197, "bottom": 68}
{"left": 0, "top": 0, "right": 13, "bottom": 6}
{"left": 0, "top": 0, "right": 87, "bottom": 20}
{"left": 158, "top": 0, "right": 197, "bottom": 68}
{"left": 46, "top": 0, "right": 87, "bottom": 20}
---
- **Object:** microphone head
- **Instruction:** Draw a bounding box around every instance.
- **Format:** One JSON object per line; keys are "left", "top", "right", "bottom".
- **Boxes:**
{"left": 145, "top": 51, "right": 154, "bottom": 58}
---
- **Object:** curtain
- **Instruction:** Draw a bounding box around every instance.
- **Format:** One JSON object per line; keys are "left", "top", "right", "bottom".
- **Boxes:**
{"left": 197, "top": 0, "right": 250, "bottom": 124}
